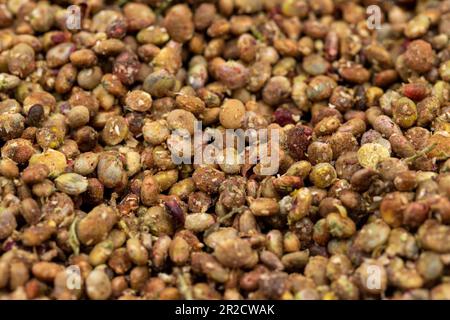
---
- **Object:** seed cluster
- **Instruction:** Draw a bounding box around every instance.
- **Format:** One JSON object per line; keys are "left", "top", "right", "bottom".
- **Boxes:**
{"left": 0, "top": 0, "right": 450, "bottom": 300}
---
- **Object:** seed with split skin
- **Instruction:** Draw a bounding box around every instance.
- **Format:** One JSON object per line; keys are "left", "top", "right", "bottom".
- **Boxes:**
{"left": 55, "top": 173, "right": 88, "bottom": 195}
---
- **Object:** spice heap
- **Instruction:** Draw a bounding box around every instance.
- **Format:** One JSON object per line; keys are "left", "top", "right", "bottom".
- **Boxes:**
{"left": 0, "top": 0, "right": 450, "bottom": 300}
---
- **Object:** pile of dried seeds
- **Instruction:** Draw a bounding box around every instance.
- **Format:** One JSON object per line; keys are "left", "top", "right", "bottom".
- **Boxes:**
{"left": 0, "top": 0, "right": 450, "bottom": 300}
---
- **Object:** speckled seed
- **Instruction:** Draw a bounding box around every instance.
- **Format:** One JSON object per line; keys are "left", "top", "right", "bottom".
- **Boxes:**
{"left": 55, "top": 173, "right": 88, "bottom": 195}
{"left": 309, "top": 163, "right": 337, "bottom": 189}
{"left": 249, "top": 197, "right": 280, "bottom": 216}
{"left": 166, "top": 109, "right": 197, "bottom": 135}
{"left": 326, "top": 213, "right": 356, "bottom": 238}
{"left": 219, "top": 99, "right": 246, "bottom": 129}
{"left": 185, "top": 213, "right": 215, "bottom": 232}
{"left": 101, "top": 116, "right": 129, "bottom": 146}
{"left": 76, "top": 204, "right": 118, "bottom": 246}
{"left": 214, "top": 238, "right": 254, "bottom": 268}
{"left": 89, "top": 240, "right": 115, "bottom": 266}
{"left": 28, "top": 149, "right": 66, "bottom": 178}
{"left": 354, "top": 219, "right": 390, "bottom": 253}
{"left": 0, "top": 208, "right": 17, "bottom": 240}
{"left": 127, "top": 238, "right": 149, "bottom": 266}
{"left": 125, "top": 90, "right": 152, "bottom": 112}
{"left": 86, "top": 268, "right": 112, "bottom": 300}
{"left": 357, "top": 143, "right": 390, "bottom": 169}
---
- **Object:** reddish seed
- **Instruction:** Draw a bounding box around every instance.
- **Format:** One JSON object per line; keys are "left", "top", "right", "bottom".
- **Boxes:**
{"left": 164, "top": 199, "right": 185, "bottom": 228}
{"left": 401, "top": 82, "right": 430, "bottom": 101}
{"left": 286, "top": 125, "right": 313, "bottom": 160}
{"left": 273, "top": 108, "right": 295, "bottom": 126}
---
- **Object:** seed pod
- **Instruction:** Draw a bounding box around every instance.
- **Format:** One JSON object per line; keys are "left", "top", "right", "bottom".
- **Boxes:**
{"left": 339, "top": 64, "right": 370, "bottom": 84}
{"left": 263, "top": 76, "right": 292, "bottom": 105}
{"left": 387, "top": 257, "right": 424, "bottom": 290}
{"left": 192, "top": 166, "right": 226, "bottom": 194}
{"left": 55, "top": 173, "right": 88, "bottom": 195}
{"left": 0, "top": 158, "right": 18, "bottom": 179}
{"left": 70, "top": 49, "right": 97, "bottom": 68}
{"left": 286, "top": 125, "right": 313, "bottom": 160}
{"left": 219, "top": 99, "right": 246, "bottom": 129}
{"left": 0, "top": 115, "right": 24, "bottom": 143}
{"left": 426, "top": 132, "right": 450, "bottom": 161}
{"left": 125, "top": 90, "right": 152, "bottom": 113}
{"left": 76, "top": 204, "right": 118, "bottom": 246}
{"left": 31, "top": 262, "right": 63, "bottom": 283}
{"left": 313, "top": 218, "right": 330, "bottom": 246}
{"left": 0, "top": 73, "right": 21, "bottom": 91}
{"left": 416, "top": 251, "right": 443, "bottom": 282}
{"left": 166, "top": 109, "right": 196, "bottom": 135}
{"left": 392, "top": 97, "right": 417, "bottom": 129}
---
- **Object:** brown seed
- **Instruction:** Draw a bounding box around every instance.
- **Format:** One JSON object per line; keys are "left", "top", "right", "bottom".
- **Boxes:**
{"left": 76, "top": 204, "right": 118, "bottom": 246}
{"left": 404, "top": 40, "right": 434, "bottom": 73}
{"left": 214, "top": 238, "right": 254, "bottom": 268}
